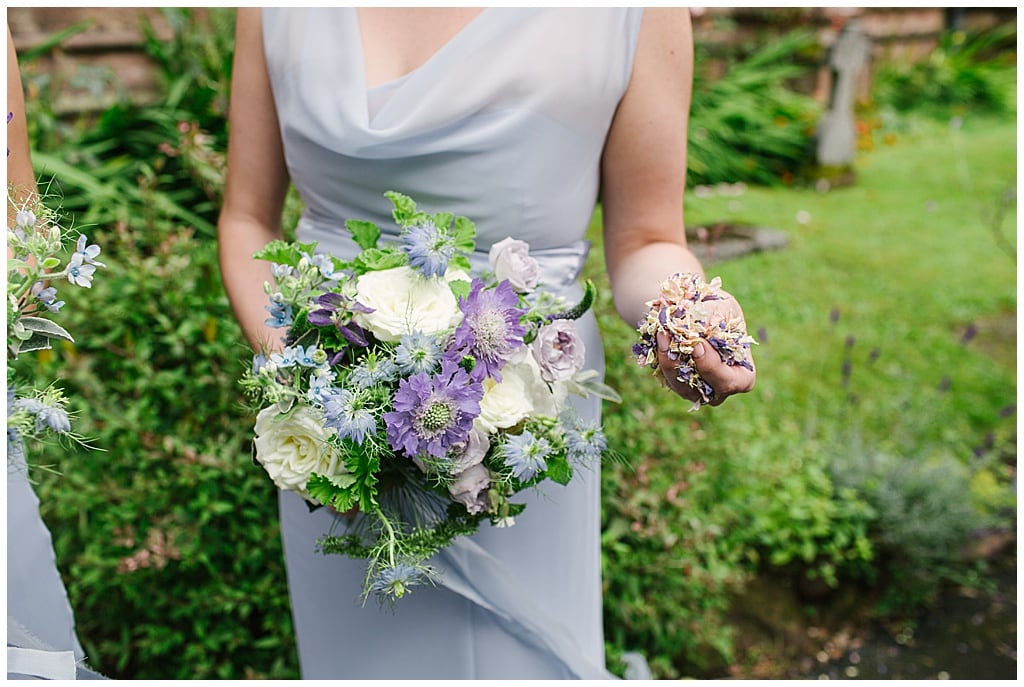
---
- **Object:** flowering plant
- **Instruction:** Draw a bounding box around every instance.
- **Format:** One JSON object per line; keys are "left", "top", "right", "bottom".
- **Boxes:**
{"left": 242, "top": 192, "right": 619, "bottom": 604}
{"left": 633, "top": 272, "right": 756, "bottom": 411}
{"left": 7, "top": 178, "right": 106, "bottom": 466}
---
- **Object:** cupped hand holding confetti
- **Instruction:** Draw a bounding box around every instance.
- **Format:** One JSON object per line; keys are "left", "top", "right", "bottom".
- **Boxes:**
{"left": 634, "top": 272, "right": 757, "bottom": 411}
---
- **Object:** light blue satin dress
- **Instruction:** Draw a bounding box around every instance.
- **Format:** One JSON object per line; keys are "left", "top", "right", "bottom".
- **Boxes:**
{"left": 262, "top": 8, "right": 644, "bottom": 679}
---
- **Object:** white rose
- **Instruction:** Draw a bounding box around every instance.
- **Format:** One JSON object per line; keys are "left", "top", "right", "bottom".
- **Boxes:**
{"left": 253, "top": 405, "right": 344, "bottom": 495}
{"left": 475, "top": 364, "right": 535, "bottom": 434}
{"left": 488, "top": 237, "right": 540, "bottom": 292}
{"left": 353, "top": 265, "right": 467, "bottom": 343}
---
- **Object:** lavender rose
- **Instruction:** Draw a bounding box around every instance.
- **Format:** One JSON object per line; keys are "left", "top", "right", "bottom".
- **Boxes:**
{"left": 449, "top": 463, "right": 492, "bottom": 514}
{"left": 532, "top": 319, "right": 586, "bottom": 383}
{"left": 488, "top": 237, "right": 540, "bottom": 292}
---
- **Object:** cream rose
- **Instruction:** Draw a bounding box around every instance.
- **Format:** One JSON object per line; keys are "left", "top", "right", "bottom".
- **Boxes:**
{"left": 474, "top": 363, "right": 535, "bottom": 434}
{"left": 253, "top": 405, "right": 344, "bottom": 495}
{"left": 353, "top": 265, "right": 467, "bottom": 342}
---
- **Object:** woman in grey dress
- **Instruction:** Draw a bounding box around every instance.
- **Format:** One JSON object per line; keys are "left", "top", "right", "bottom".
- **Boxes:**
{"left": 218, "top": 7, "right": 755, "bottom": 679}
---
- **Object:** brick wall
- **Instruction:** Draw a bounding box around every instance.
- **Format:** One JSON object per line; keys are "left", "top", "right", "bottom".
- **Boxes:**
{"left": 7, "top": 6, "right": 1017, "bottom": 115}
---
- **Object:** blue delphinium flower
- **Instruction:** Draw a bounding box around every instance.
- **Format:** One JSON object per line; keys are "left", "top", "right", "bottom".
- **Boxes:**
{"left": 323, "top": 388, "right": 377, "bottom": 445}
{"left": 501, "top": 430, "right": 551, "bottom": 482}
{"left": 270, "top": 345, "right": 300, "bottom": 369}
{"left": 74, "top": 234, "right": 106, "bottom": 267}
{"left": 562, "top": 415, "right": 607, "bottom": 467}
{"left": 394, "top": 332, "right": 443, "bottom": 376}
{"left": 307, "top": 369, "right": 337, "bottom": 404}
{"left": 445, "top": 278, "right": 527, "bottom": 382}
{"left": 31, "top": 282, "right": 64, "bottom": 313}
{"left": 66, "top": 253, "right": 97, "bottom": 288}
{"left": 264, "top": 300, "right": 293, "bottom": 328}
{"left": 384, "top": 361, "right": 483, "bottom": 459}
{"left": 401, "top": 220, "right": 456, "bottom": 278}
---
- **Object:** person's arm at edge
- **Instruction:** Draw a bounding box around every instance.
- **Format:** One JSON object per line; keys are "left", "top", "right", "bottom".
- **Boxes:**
{"left": 217, "top": 8, "right": 291, "bottom": 352}
{"left": 600, "top": 8, "right": 755, "bottom": 405}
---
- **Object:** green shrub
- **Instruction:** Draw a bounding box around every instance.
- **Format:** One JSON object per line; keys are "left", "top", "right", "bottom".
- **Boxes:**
{"left": 871, "top": 26, "right": 1017, "bottom": 118}
{"left": 688, "top": 30, "right": 823, "bottom": 188}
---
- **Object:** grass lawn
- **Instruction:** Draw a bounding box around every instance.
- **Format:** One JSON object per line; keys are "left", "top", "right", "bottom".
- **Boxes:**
{"left": 586, "top": 114, "right": 1016, "bottom": 677}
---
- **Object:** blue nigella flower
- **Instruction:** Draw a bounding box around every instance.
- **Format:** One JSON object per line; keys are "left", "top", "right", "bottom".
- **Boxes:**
{"left": 35, "top": 405, "right": 71, "bottom": 434}
{"left": 562, "top": 415, "right": 607, "bottom": 466}
{"left": 348, "top": 355, "right": 398, "bottom": 389}
{"left": 400, "top": 220, "right": 456, "bottom": 278}
{"left": 370, "top": 561, "right": 429, "bottom": 602}
{"left": 394, "top": 332, "right": 443, "bottom": 376}
{"left": 323, "top": 388, "right": 377, "bottom": 445}
{"left": 501, "top": 430, "right": 551, "bottom": 482}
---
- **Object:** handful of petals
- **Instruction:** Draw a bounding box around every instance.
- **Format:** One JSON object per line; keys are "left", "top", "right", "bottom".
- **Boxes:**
{"left": 633, "top": 272, "right": 756, "bottom": 411}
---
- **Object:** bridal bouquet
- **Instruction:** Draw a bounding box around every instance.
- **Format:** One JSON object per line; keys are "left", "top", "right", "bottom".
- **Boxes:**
{"left": 241, "top": 192, "right": 619, "bottom": 604}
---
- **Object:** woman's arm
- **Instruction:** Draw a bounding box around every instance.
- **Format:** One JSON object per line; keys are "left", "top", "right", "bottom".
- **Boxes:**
{"left": 8, "top": 27, "right": 37, "bottom": 217}
{"left": 600, "top": 7, "right": 755, "bottom": 406}
{"left": 217, "top": 8, "right": 292, "bottom": 351}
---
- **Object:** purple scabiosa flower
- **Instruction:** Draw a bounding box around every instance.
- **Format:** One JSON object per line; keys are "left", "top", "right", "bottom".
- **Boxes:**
{"left": 401, "top": 219, "right": 456, "bottom": 278}
{"left": 307, "top": 292, "right": 372, "bottom": 347}
{"left": 323, "top": 389, "right": 378, "bottom": 445}
{"left": 501, "top": 430, "right": 551, "bottom": 482}
{"left": 394, "top": 332, "right": 443, "bottom": 376}
{"left": 445, "top": 278, "right": 527, "bottom": 382}
{"left": 384, "top": 361, "right": 483, "bottom": 459}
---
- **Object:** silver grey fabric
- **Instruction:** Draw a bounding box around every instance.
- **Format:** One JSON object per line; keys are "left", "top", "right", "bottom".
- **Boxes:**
{"left": 264, "top": 7, "right": 644, "bottom": 679}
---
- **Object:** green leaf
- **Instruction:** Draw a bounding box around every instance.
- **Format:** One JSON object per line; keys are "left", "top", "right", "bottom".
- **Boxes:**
{"left": 253, "top": 239, "right": 319, "bottom": 266}
{"left": 430, "top": 211, "right": 454, "bottom": 230}
{"left": 345, "top": 219, "right": 381, "bottom": 251}
{"left": 385, "top": 190, "right": 418, "bottom": 224}
{"left": 449, "top": 277, "right": 472, "bottom": 301}
{"left": 451, "top": 216, "right": 476, "bottom": 252}
{"left": 354, "top": 248, "right": 406, "bottom": 274}
{"left": 18, "top": 316, "right": 75, "bottom": 343}
{"left": 545, "top": 455, "right": 574, "bottom": 486}
{"left": 306, "top": 473, "right": 359, "bottom": 513}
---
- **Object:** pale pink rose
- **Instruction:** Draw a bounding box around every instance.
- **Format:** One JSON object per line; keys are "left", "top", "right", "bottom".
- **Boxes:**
{"left": 449, "top": 463, "right": 491, "bottom": 514}
{"left": 532, "top": 319, "right": 586, "bottom": 383}
{"left": 449, "top": 425, "right": 490, "bottom": 474}
{"left": 488, "top": 237, "right": 540, "bottom": 292}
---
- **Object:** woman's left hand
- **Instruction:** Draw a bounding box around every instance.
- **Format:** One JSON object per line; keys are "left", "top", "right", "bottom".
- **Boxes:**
{"left": 654, "top": 290, "right": 756, "bottom": 408}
